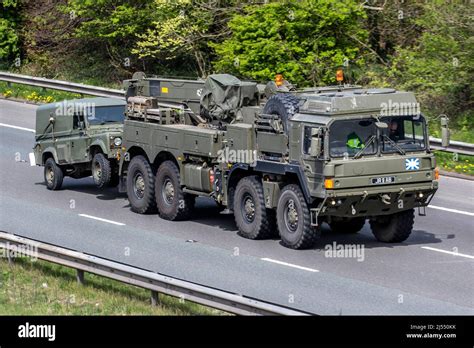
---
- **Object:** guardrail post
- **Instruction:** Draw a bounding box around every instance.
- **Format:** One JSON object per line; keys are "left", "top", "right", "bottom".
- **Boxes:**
{"left": 76, "top": 269, "right": 85, "bottom": 285}
{"left": 151, "top": 290, "right": 160, "bottom": 306}
{"left": 7, "top": 250, "right": 13, "bottom": 265}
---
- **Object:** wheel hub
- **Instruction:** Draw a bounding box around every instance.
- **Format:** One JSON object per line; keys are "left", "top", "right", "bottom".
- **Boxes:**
{"left": 46, "top": 167, "right": 54, "bottom": 184}
{"left": 243, "top": 195, "right": 255, "bottom": 222}
{"left": 133, "top": 174, "right": 145, "bottom": 199}
{"left": 285, "top": 199, "right": 299, "bottom": 232}
{"left": 93, "top": 162, "right": 101, "bottom": 180}
{"left": 163, "top": 178, "right": 175, "bottom": 204}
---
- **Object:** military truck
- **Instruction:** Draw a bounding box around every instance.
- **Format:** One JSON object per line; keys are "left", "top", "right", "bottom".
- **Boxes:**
{"left": 118, "top": 72, "right": 439, "bottom": 249}
{"left": 34, "top": 97, "right": 126, "bottom": 190}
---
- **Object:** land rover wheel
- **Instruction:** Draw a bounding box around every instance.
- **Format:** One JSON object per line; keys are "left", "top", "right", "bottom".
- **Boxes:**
{"left": 233, "top": 176, "right": 273, "bottom": 240}
{"left": 92, "top": 153, "right": 112, "bottom": 188}
{"left": 126, "top": 156, "right": 156, "bottom": 214}
{"left": 330, "top": 217, "right": 366, "bottom": 234}
{"left": 44, "top": 158, "right": 63, "bottom": 191}
{"left": 155, "top": 160, "right": 194, "bottom": 220}
{"left": 277, "top": 184, "right": 319, "bottom": 249}
{"left": 369, "top": 209, "right": 414, "bottom": 243}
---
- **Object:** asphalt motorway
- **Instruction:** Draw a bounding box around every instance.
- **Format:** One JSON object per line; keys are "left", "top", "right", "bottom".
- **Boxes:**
{"left": 0, "top": 99, "right": 473, "bottom": 315}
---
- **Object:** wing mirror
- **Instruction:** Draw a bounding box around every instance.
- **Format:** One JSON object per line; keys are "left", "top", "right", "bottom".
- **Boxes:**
{"left": 375, "top": 121, "right": 388, "bottom": 129}
{"left": 440, "top": 115, "right": 450, "bottom": 147}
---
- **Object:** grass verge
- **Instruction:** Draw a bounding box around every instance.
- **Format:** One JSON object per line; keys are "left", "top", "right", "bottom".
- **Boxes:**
{"left": 435, "top": 151, "right": 474, "bottom": 176}
{"left": 0, "top": 81, "right": 89, "bottom": 104}
{"left": 0, "top": 257, "right": 225, "bottom": 315}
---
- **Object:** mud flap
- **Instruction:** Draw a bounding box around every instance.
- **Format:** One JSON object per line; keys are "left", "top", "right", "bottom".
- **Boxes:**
{"left": 118, "top": 175, "right": 127, "bottom": 193}
{"left": 418, "top": 206, "right": 426, "bottom": 216}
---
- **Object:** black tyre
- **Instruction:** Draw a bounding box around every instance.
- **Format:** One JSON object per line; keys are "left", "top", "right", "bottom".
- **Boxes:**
{"left": 329, "top": 217, "right": 366, "bottom": 234}
{"left": 126, "top": 155, "right": 157, "bottom": 214}
{"left": 108, "top": 174, "right": 120, "bottom": 187}
{"left": 369, "top": 209, "right": 415, "bottom": 243}
{"left": 233, "top": 176, "right": 274, "bottom": 240}
{"left": 92, "top": 153, "right": 112, "bottom": 188}
{"left": 262, "top": 93, "right": 300, "bottom": 133}
{"left": 277, "top": 184, "right": 320, "bottom": 249}
{"left": 44, "top": 157, "right": 63, "bottom": 190}
{"left": 155, "top": 160, "right": 194, "bottom": 220}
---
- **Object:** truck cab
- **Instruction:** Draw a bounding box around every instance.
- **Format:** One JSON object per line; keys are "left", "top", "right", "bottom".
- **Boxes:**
{"left": 283, "top": 89, "right": 438, "bottom": 243}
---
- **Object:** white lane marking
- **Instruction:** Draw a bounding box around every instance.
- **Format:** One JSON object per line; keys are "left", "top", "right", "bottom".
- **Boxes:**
{"left": 421, "top": 246, "right": 474, "bottom": 259}
{"left": 428, "top": 205, "right": 474, "bottom": 217}
{"left": 0, "top": 123, "right": 35, "bottom": 133}
{"left": 261, "top": 258, "right": 319, "bottom": 272}
{"left": 28, "top": 152, "right": 36, "bottom": 166}
{"left": 78, "top": 214, "right": 125, "bottom": 226}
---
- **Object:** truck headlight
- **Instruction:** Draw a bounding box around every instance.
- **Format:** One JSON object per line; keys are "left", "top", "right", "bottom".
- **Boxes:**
{"left": 114, "top": 137, "right": 122, "bottom": 147}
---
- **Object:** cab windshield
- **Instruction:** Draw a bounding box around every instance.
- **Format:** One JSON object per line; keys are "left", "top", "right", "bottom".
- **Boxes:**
{"left": 86, "top": 105, "right": 125, "bottom": 125}
{"left": 380, "top": 115, "right": 426, "bottom": 153}
{"left": 329, "top": 116, "right": 427, "bottom": 158}
{"left": 329, "top": 118, "right": 377, "bottom": 157}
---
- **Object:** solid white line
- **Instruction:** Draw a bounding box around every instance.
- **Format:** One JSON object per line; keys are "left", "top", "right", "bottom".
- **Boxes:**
{"left": 78, "top": 214, "right": 125, "bottom": 226}
{"left": 261, "top": 258, "right": 319, "bottom": 272}
{"left": 421, "top": 246, "right": 474, "bottom": 259}
{"left": 428, "top": 205, "right": 474, "bottom": 217}
{"left": 0, "top": 122, "right": 35, "bottom": 133}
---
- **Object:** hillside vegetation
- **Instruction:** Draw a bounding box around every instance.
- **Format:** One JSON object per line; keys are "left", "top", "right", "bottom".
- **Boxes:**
{"left": 0, "top": 0, "right": 472, "bottom": 140}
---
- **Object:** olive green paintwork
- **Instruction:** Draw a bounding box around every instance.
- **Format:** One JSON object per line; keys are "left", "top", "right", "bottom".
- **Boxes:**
{"left": 120, "top": 74, "right": 438, "bottom": 220}
{"left": 34, "top": 97, "right": 125, "bottom": 167}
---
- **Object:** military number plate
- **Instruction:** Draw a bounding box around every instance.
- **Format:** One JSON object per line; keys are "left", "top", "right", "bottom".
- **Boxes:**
{"left": 371, "top": 176, "right": 395, "bottom": 185}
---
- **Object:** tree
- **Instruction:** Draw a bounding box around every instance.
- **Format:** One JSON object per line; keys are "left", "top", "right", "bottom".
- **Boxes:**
{"left": 65, "top": 0, "right": 156, "bottom": 78}
{"left": 212, "top": 0, "right": 369, "bottom": 86}
{"left": 379, "top": 0, "right": 473, "bottom": 120}
{"left": 133, "top": 0, "right": 242, "bottom": 78}
{"left": 0, "top": 0, "right": 21, "bottom": 67}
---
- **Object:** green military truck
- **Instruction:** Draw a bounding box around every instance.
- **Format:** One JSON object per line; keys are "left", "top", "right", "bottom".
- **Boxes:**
{"left": 118, "top": 73, "right": 439, "bottom": 249}
{"left": 34, "top": 97, "right": 126, "bottom": 190}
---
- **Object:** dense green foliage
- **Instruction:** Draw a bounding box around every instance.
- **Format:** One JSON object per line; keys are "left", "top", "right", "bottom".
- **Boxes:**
{"left": 0, "top": 0, "right": 21, "bottom": 66}
{"left": 212, "top": 0, "right": 368, "bottom": 86}
{"left": 1, "top": 0, "right": 472, "bottom": 140}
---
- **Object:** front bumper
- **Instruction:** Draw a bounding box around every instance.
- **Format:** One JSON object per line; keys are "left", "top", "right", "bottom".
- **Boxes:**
{"left": 315, "top": 181, "right": 438, "bottom": 218}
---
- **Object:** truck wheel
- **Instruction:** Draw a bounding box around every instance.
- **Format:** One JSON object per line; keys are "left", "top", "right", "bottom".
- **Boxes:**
{"left": 277, "top": 184, "right": 320, "bottom": 249}
{"left": 92, "top": 153, "right": 112, "bottom": 188}
{"left": 44, "top": 158, "right": 63, "bottom": 190}
{"left": 262, "top": 93, "right": 300, "bottom": 133}
{"left": 329, "top": 217, "right": 366, "bottom": 234}
{"left": 234, "top": 176, "right": 273, "bottom": 240}
{"left": 369, "top": 209, "right": 414, "bottom": 243}
{"left": 155, "top": 160, "right": 194, "bottom": 220}
{"left": 126, "top": 155, "right": 157, "bottom": 214}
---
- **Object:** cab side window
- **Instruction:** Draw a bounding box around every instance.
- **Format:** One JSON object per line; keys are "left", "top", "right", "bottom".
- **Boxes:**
{"left": 73, "top": 113, "right": 84, "bottom": 129}
{"left": 303, "top": 126, "right": 322, "bottom": 155}
{"left": 303, "top": 126, "right": 312, "bottom": 155}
